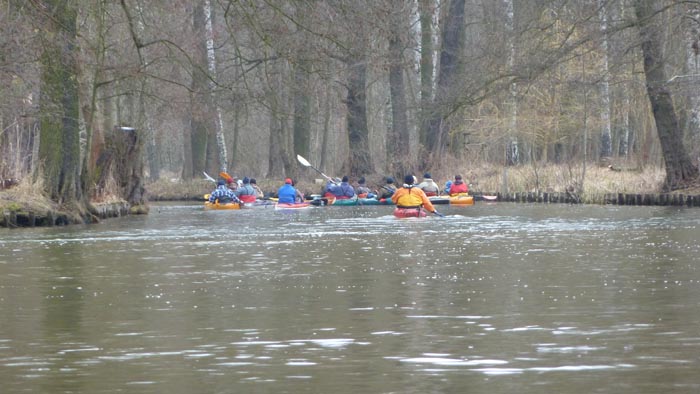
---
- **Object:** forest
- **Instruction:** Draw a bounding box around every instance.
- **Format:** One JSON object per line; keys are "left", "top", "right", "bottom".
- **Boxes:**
{"left": 0, "top": 0, "right": 699, "bottom": 221}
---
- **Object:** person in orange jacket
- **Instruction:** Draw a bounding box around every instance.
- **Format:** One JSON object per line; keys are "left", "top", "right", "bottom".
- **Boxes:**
{"left": 391, "top": 174, "right": 440, "bottom": 215}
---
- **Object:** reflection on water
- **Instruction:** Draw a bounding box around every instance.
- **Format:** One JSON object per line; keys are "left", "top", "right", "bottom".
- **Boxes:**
{"left": 1, "top": 203, "right": 699, "bottom": 393}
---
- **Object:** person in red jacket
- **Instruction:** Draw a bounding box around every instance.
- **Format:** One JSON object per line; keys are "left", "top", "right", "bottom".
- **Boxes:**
{"left": 448, "top": 174, "right": 468, "bottom": 195}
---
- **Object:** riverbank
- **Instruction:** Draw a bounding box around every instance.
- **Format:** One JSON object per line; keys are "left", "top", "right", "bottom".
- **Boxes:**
{"left": 0, "top": 179, "right": 132, "bottom": 228}
{"left": 147, "top": 163, "right": 700, "bottom": 204}
{"left": 3, "top": 163, "right": 699, "bottom": 228}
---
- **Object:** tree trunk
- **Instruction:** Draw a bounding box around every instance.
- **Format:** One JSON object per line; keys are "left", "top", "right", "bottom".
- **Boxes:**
{"left": 634, "top": 0, "right": 699, "bottom": 191}
{"left": 267, "top": 62, "right": 292, "bottom": 179}
{"left": 81, "top": 0, "right": 107, "bottom": 195}
{"left": 418, "top": 0, "right": 435, "bottom": 149}
{"left": 388, "top": 7, "right": 410, "bottom": 176}
{"left": 504, "top": 0, "right": 519, "bottom": 165}
{"left": 598, "top": 0, "right": 612, "bottom": 159}
{"left": 96, "top": 127, "right": 147, "bottom": 212}
{"left": 683, "top": 3, "right": 700, "bottom": 155}
{"left": 38, "top": 0, "right": 87, "bottom": 220}
{"left": 347, "top": 59, "right": 373, "bottom": 176}
{"left": 268, "top": 116, "right": 285, "bottom": 179}
{"left": 425, "top": 0, "right": 465, "bottom": 161}
{"left": 293, "top": 58, "right": 311, "bottom": 165}
{"left": 204, "top": 0, "right": 228, "bottom": 174}
{"left": 189, "top": 3, "right": 207, "bottom": 179}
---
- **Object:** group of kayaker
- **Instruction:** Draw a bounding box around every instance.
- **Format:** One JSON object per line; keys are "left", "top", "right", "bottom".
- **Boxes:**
{"left": 210, "top": 171, "right": 469, "bottom": 217}
{"left": 208, "top": 176, "right": 264, "bottom": 204}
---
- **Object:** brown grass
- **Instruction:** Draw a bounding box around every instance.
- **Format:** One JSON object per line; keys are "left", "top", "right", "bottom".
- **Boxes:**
{"left": 146, "top": 163, "right": 672, "bottom": 201}
{"left": 457, "top": 164, "right": 666, "bottom": 197}
{"left": 0, "top": 176, "right": 55, "bottom": 213}
{"left": 146, "top": 178, "right": 213, "bottom": 201}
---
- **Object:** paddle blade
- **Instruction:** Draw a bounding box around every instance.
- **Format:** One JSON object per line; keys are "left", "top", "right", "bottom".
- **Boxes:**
{"left": 203, "top": 171, "right": 216, "bottom": 183}
{"left": 433, "top": 210, "right": 445, "bottom": 217}
{"left": 219, "top": 172, "right": 233, "bottom": 182}
{"left": 296, "top": 154, "right": 311, "bottom": 167}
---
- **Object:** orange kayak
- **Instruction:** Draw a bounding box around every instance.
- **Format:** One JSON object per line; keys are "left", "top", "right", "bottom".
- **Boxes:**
{"left": 204, "top": 201, "right": 241, "bottom": 210}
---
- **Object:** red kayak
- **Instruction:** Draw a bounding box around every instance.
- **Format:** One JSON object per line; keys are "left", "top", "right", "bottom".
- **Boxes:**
{"left": 393, "top": 207, "right": 427, "bottom": 218}
{"left": 275, "top": 201, "right": 312, "bottom": 210}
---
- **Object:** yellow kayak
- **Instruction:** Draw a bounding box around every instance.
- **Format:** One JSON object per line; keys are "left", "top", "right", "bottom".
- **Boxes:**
{"left": 204, "top": 201, "right": 241, "bottom": 210}
{"left": 449, "top": 193, "right": 474, "bottom": 206}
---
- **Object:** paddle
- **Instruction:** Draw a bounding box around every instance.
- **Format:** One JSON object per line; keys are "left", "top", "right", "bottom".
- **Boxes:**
{"left": 203, "top": 171, "right": 216, "bottom": 183}
{"left": 432, "top": 210, "right": 445, "bottom": 217}
{"left": 296, "top": 154, "right": 336, "bottom": 184}
{"left": 219, "top": 171, "right": 234, "bottom": 183}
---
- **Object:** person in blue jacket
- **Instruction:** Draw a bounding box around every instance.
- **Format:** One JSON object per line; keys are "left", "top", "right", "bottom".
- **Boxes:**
{"left": 277, "top": 178, "right": 298, "bottom": 203}
{"left": 331, "top": 176, "right": 355, "bottom": 199}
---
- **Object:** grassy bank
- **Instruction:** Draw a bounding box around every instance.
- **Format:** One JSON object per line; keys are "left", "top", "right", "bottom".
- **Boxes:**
{"left": 145, "top": 163, "right": 698, "bottom": 203}
{"left": 3, "top": 163, "right": 698, "bottom": 227}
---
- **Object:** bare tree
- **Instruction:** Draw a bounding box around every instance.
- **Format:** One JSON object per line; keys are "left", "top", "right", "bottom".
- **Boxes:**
{"left": 36, "top": 0, "right": 88, "bottom": 217}
{"left": 634, "top": 0, "right": 699, "bottom": 190}
{"left": 425, "top": 0, "right": 465, "bottom": 163}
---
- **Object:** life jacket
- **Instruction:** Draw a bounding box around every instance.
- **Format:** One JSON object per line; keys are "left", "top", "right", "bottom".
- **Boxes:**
{"left": 449, "top": 181, "right": 468, "bottom": 195}
{"left": 392, "top": 187, "right": 434, "bottom": 211}
{"left": 332, "top": 182, "right": 355, "bottom": 198}
{"left": 277, "top": 184, "right": 297, "bottom": 203}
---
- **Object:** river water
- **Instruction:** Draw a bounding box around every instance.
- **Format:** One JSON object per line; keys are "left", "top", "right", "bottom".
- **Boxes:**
{"left": 1, "top": 202, "right": 699, "bottom": 393}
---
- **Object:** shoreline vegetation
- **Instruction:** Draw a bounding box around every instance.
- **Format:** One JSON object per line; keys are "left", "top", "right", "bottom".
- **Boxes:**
{"left": 2, "top": 163, "right": 700, "bottom": 228}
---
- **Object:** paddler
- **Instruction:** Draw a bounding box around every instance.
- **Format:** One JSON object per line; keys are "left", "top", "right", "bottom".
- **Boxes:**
{"left": 330, "top": 176, "right": 355, "bottom": 199}
{"left": 209, "top": 180, "right": 239, "bottom": 204}
{"left": 377, "top": 176, "right": 397, "bottom": 200}
{"left": 277, "top": 178, "right": 298, "bottom": 204}
{"left": 448, "top": 174, "right": 468, "bottom": 196}
{"left": 391, "top": 175, "right": 440, "bottom": 215}
{"left": 236, "top": 177, "right": 257, "bottom": 203}
{"left": 417, "top": 172, "right": 440, "bottom": 196}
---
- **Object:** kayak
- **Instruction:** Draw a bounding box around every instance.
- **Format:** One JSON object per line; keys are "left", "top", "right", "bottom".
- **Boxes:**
{"left": 428, "top": 196, "right": 451, "bottom": 205}
{"left": 393, "top": 207, "right": 427, "bottom": 218}
{"left": 470, "top": 194, "right": 497, "bottom": 202}
{"left": 275, "top": 201, "right": 312, "bottom": 210}
{"left": 204, "top": 201, "right": 241, "bottom": 210}
{"left": 311, "top": 196, "right": 394, "bottom": 206}
{"left": 449, "top": 193, "right": 474, "bottom": 205}
{"left": 241, "top": 199, "right": 277, "bottom": 208}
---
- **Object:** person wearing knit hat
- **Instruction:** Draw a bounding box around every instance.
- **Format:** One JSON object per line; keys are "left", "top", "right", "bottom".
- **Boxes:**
{"left": 209, "top": 179, "right": 239, "bottom": 204}
{"left": 330, "top": 175, "right": 355, "bottom": 199}
{"left": 356, "top": 176, "right": 373, "bottom": 198}
{"left": 448, "top": 174, "right": 469, "bottom": 196}
{"left": 277, "top": 177, "right": 298, "bottom": 203}
{"left": 418, "top": 172, "right": 441, "bottom": 196}
{"left": 391, "top": 174, "right": 441, "bottom": 216}
{"left": 404, "top": 174, "right": 415, "bottom": 186}
{"left": 249, "top": 178, "right": 264, "bottom": 199}
{"left": 236, "top": 176, "right": 257, "bottom": 203}
{"left": 377, "top": 176, "right": 397, "bottom": 200}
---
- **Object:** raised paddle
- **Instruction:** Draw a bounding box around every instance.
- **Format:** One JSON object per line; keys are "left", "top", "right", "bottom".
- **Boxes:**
{"left": 296, "top": 154, "right": 337, "bottom": 183}
{"left": 219, "top": 171, "right": 234, "bottom": 183}
{"left": 203, "top": 171, "right": 216, "bottom": 183}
